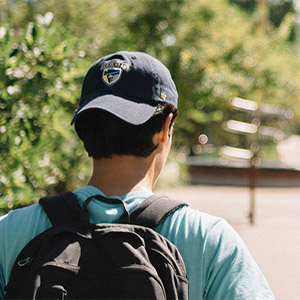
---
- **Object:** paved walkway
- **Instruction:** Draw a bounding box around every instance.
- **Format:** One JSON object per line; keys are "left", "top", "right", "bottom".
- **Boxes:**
{"left": 156, "top": 185, "right": 300, "bottom": 300}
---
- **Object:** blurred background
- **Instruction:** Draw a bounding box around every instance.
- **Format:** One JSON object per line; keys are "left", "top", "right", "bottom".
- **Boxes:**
{"left": 1, "top": 1, "right": 300, "bottom": 298}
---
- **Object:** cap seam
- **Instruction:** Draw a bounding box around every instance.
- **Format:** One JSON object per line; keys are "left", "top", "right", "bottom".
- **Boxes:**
{"left": 147, "top": 56, "right": 161, "bottom": 102}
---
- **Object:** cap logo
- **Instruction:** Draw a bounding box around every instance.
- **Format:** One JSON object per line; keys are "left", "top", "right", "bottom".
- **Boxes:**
{"left": 100, "top": 59, "right": 130, "bottom": 87}
{"left": 102, "top": 67, "right": 122, "bottom": 86}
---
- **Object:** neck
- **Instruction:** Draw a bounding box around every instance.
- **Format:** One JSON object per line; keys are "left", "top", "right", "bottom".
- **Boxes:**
{"left": 88, "top": 154, "right": 160, "bottom": 197}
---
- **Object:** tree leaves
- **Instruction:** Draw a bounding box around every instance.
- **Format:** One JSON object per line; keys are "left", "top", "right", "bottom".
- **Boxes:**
{"left": 1, "top": 0, "right": 300, "bottom": 211}
{"left": 0, "top": 15, "right": 89, "bottom": 212}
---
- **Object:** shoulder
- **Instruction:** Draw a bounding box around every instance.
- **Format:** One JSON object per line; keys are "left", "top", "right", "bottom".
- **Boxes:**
{"left": 158, "top": 205, "right": 243, "bottom": 263}
{"left": 0, "top": 203, "right": 51, "bottom": 288}
{"left": 160, "top": 204, "right": 256, "bottom": 269}
{"left": 0, "top": 203, "right": 50, "bottom": 233}
{"left": 0, "top": 202, "right": 51, "bottom": 254}
{"left": 159, "top": 205, "right": 274, "bottom": 300}
{"left": 158, "top": 204, "right": 227, "bottom": 241}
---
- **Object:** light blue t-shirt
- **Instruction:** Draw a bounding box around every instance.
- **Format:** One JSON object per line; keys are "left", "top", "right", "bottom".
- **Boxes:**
{"left": 0, "top": 186, "right": 274, "bottom": 299}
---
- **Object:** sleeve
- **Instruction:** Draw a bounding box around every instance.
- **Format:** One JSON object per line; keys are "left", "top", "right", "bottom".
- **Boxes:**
{"left": 0, "top": 267, "right": 4, "bottom": 299}
{"left": 202, "top": 219, "right": 275, "bottom": 300}
{"left": 0, "top": 214, "right": 8, "bottom": 299}
{"left": 0, "top": 204, "right": 51, "bottom": 298}
{"left": 0, "top": 266, "right": 4, "bottom": 299}
{"left": 157, "top": 206, "right": 275, "bottom": 300}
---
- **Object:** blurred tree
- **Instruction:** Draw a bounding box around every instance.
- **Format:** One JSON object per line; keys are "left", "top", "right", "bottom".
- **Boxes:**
{"left": 0, "top": 15, "right": 91, "bottom": 212}
{"left": 1, "top": 0, "right": 300, "bottom": 212}
{"left": 229, "top": 0, "right": 295, "bottom": 33}
{"left": 179, "top": 0, "right": 299, "bottom": 145}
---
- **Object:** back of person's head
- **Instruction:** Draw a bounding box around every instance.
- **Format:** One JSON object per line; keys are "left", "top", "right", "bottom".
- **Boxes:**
{"left": 75, "top": 104, "right": 177, "bottom": 159}
{"left": 72, "top": 51, "right": 178, "bottom": 159}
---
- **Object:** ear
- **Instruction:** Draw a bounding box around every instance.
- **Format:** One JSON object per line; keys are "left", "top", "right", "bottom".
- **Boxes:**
{"left": 159, "top": 113, "right": 173, "bottom": 143}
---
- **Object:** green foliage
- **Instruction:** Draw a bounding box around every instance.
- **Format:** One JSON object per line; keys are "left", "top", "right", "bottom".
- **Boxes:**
{"left": 0, "top": 15, "right": 91, "bottom": 212}
{"left": 230, "top": 0, "right": 295, "bottom": 28}
{"left": 1, "top": 0, "right": 300, "bottom": 212}
{"left": 166, "top": 0, "right": 300, "bottom": 151}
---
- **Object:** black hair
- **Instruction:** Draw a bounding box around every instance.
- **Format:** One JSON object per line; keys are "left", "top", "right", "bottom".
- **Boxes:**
{"left": 74, "top": 104, "right": 178, "bottom": 159}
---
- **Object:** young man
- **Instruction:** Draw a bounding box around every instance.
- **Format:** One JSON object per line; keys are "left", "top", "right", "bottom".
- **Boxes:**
{"left": 0, "top": 51, "right": 274, "bottom": 299}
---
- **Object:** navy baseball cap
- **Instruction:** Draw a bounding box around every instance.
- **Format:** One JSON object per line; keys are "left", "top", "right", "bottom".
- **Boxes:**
{"left": 71, "top": 51, "right": 178, "bottom": 125}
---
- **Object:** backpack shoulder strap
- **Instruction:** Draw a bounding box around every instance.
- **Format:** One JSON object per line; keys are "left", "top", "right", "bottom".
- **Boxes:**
{"left": 39, "top": 191, "right": 81, "bottom": 225}
{"left": 39, "top": 192, "right": 187, "bottom": 229}
{"left": 127, "top": 194, "right": 188, "bottom": 230}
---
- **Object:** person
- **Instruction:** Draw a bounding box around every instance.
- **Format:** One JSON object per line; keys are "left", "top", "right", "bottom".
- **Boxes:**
{"left": 0, "top": 50, "right": 275, "bottom": 299}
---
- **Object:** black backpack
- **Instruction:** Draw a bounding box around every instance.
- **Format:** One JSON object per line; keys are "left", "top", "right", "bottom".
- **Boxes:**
{"left": 5, "top": 192, "right": 189, "bottom": 299}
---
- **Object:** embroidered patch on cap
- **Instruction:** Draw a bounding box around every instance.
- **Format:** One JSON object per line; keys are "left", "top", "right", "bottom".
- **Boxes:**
{"left": 102, "top": 67, "right": 122, "bottom": 86}
{"left": 100, "top": 60, "right": 130, "bottom": 87}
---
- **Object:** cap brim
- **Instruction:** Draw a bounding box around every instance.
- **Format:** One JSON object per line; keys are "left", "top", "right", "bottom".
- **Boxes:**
{"left": 71, "top": 94, "right": 157, "bottom": 125}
